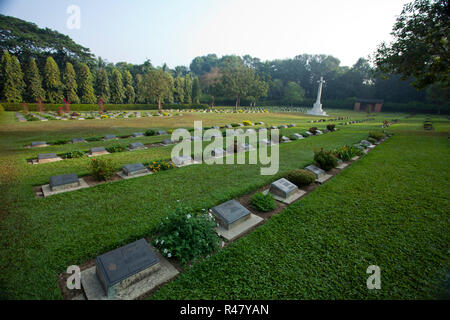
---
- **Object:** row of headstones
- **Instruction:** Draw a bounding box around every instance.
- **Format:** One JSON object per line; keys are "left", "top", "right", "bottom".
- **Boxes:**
{"left": 309, "top": 117, "right": 350, "bottom": 123}
{"left": 339, "top": 118, "right": 375, "bottom": 126}
{"left": 76, "top": 136, "right": 384, "bottom": 299}
{"left": 16, "top": 112, "right": 27, "bottom": 122}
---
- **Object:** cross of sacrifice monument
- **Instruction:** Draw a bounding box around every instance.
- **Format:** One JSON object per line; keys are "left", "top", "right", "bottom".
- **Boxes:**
{"left": 307, "top": 77, "right": 328, "bottom": 116}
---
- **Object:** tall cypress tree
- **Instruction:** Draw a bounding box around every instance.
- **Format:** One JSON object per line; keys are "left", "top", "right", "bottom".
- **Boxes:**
{"left": 192, "top": 76, "right": 201, "bottom": 104}
{"left": 62, "top": 62, "right": 80, "bottom": 103}
{"left": 110, "top": 68, "right": 125, "bottom": 104}
{"left": 0, "top": 52, "right": 24, "bottom": 102}
{"left": 174, "top": 76, "right": 185, "bottom": 103}
{"left": 95, "top": 68, "right": 110, "bottom": 103}
{"left": 184, "top": 74, "right": 192, "bottom": 104}
{"left": 123, "top": 70, "right": 135, "bottom": 104}
{"left": 24, "top": 59, "right": 45, "bottom": 103}
{"left": 43, "top": 56, "right": 63, "bottom": 103}
{"left": 78, "top": 63, "right": 96, "bottom": 103}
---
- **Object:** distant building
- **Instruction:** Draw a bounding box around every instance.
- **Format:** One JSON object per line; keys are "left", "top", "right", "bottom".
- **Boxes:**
{"left": 354, "top": 99, "right": 384, "bottom": 112}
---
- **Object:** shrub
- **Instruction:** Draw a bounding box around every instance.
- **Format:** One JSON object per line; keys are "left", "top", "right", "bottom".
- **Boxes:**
{"left": 61, "top": 150, "right": 85, "bottom": 159}
{"left": 243, "top": 120, "right": 252, "bottom": 126}
{"left": 333, "top": 145, "right": 355, "bottom": 161}
{"left": 287, "top": 169, "right": 315, "bottom": 187}
{"left": 367, "top": 137, "right": 377, "bottom": 144}
{"left": 105, "top": 145, "right": 126, "bottom": 153}
{"left": 368, "top": 131, "right": 385, "bottom": 141}
{"left": 145, "top": 129, "right": 156, "bottom": 136}
{"left": 53, "top": 140, "right": 69, "bottom": 145}
{"left": 250, "top": 192, "right": 277, "bottom": 212}
{"left": 148, "top": 160, "right": 175, "bottom": 173}
{"left": 88, "top": 158, "right": 116, "bottom": 181}
{"left": 85, "top": 137, "right": 102, "bottom": 142}
{"left": 153, "top": 203, "right": 219, "bottom": 265}
{"left": 314, "top": 148, "right": 338, "bottom": 171}
{"left": 309, "top": 127, "right": 318, "bottom": 135}
{"left": 326, "top": 124, "right": 336, "bottom": 131}
{"left": 231, "top": 123, "right": 240, "bottom": 127}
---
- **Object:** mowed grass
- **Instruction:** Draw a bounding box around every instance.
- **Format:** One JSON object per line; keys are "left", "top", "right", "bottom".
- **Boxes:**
{"left": 0, "top": 109, "right": 447, "bottom": 299}
{"left": 151, "top": 131, "right": 450, "bottom": 299}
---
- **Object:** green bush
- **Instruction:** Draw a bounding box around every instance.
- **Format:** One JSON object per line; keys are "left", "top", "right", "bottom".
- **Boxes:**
{"left": 250, "top": 192, "right": 277, "bottom": 212}
{"left": 153, "top": 203, "right": 219, "bottom": 265}
{"left": 145, "top": 129, "right": 156, "bottom": 136}
{"left": 334, "top": 145, "right": 356, "bottom": 161}
{"left": 52, "top": 139, "right": 69, "bottom": 145}
{"left": 85, "top": 137, "right": 102, "bottom": 142}
{"left": 105, "top": 145, "right": 126, "bottom": 153}
{"left": 243, "top": 120, "right": 252, "bottom": 126}
{"left": 0, "top": 104, "right": 4, "bottom": 113}
{"left": 147, "top": 160, "right": 175, "bottom": 173}
{"left": 60, "top": 151, "right": 85, "bottom": 159}
{"left": 314, "top": 148, "right": 338, "bottom": 171}
{"left": 231, "top": 123, "right": 240, "bottom": 127}
{"left": 367, "top": 137, "right": 377, "bottom": 144}
{"left": 326, "top": 124, "right": 336, "bottom": 131}
{"left": 368, "top": 131, "right": 385, "bottom": 141}
{"left": 88, "top": 158, "right": 116, "bottom": 181}
{"left": 309, "top": 127, "right": 318, "bottom": 135}
{"left": 287, "top": 169, "right": 315, "bottom": 187}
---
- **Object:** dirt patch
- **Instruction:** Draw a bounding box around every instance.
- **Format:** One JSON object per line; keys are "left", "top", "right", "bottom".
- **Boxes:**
{"left": 83, "top": 174, "right": 122, "bottom": 187}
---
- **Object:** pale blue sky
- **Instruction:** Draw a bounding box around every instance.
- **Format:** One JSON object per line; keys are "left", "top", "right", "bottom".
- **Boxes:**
{"left": 0, "top": 0, "right": 410, "bottom": 68}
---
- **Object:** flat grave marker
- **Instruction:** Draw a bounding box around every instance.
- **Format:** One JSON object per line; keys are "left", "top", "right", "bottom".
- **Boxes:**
{"left": 265, "top": 178, "right": 306, "bottom": 204}
{"left": 305, "top": 164, "right": 332, "bottom": 184}
{"left": 37, "top": 153, "right": 61, "bottom": 164}
{"left": 89, "top": 147, "right": 109, "bottom": 156}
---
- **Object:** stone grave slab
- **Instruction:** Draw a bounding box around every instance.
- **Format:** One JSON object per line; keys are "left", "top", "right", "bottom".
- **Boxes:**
{"left": 128, "top": 142, "right": 146, "bottom": 151}
{"left": 336, "top": 159, "right": 349, "bottom": 169}
{"left": 132, "top": 132, "right": 144, "bottom": 137}
{"left": 72, "top": 138, "right": 87, "bottom": 143}
{"left": 281, "top": 136, "right": 291, "bottom": 143}
{"left": 104, "top": 135, "right": 117, "bottom": 140}
{"left": 41, "top": 175, "right": 89, "bottom": 197}
{"left": 37, "top": 153, "right": 61, "bottom": 164}
{"left": 265, "top": 178, "right": 306, "bottom": 204}
{"left": 304, "top": 131, "right": 313, "bottom": 136}
{"left": 31, "top": 141, "right": 48, "bottom": 148}
{"left": 89, "top": 147, "right": 109, "bottom": 156}
{"left": 360, "top": 140, "right": 375, "bottom": 148}
{"left": 288, "top": 124, "right": 296, "bottom": 127}
{"left": 293, "top": 133, "right": 304, "bottom": 140}
{"left": 162, "top": 139, "right": 174, "bottom": 145}
{"left": 305, "top": 164, "right": 332, "bottom": 184}
{"left": 81, "top": 240, "right": 178, "bottom": 300}
{"left": 117, "top": 163, "right": 152, "bottom": 179}
{"left": 156, "top": 131, "right": 167, "bottom": 136}
{"left": 172, "top": 155, "right": 198, "bottom": 167}
{"left": 212, "top": 200, "right": 263, "bottom": 241}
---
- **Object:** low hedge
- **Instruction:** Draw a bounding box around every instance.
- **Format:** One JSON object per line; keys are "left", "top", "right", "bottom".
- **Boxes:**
{"left": 1, "top": 103, "right": 209, "bottom": 112}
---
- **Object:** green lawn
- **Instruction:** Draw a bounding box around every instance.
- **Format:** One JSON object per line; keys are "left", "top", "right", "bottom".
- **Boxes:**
{"left": 0, "top": 110, "right": 448, "bottom": 299}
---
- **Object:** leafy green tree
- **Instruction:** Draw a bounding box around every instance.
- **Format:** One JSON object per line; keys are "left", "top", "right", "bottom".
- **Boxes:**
{"left": 77, "top": 63, "right": 96, "bottom": 103}
{"left": 43, "top": 56, "right": 63, "bottom": 103}
{"left": 174, "top": 76, "right": 185, "bottom": 103}
{"left": 142, "top": 68, "right": 174, "bottom": 111}
{"left": 283, "top": 82, "right": 305, "bottom": 105}
{"left": 191, "top": 76, "right": 201, "bottom": 104}
{"left": 123, "top": 70, "right": 135, "bottom": 104}
{"left": 375, "top": 0, "right": 449, "bottom": 89}
{"left": 24, "top": 58, "right": 44, "bottom": 102}
{"left": 199, "top": 67, "right": 222, "bottom": 107}
{"left": 135, "top": 73, "right": 145, "bottom": 103}
{"left": 62, "top": 62, "right": 79, "bottom": 103}
{"left": 0, "top": 14, "right": 95, "bottom": 67}
{"left": 184, "top": 75, "right": 192, "bottom": 104}
{"left": 110, "top": 68, "right": 125, "bottom": 104}
{"left": 426, "top": 82, "right": 450, "bottom": 114}
{"left": 95, "top": 68, "right": 110, "bottom": 103}
{"left": 0, "top": 51, "right": 24, "bottom": 102}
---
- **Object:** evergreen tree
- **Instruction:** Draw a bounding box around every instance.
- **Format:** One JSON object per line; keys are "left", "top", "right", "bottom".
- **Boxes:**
{"left": 191, "top": 76, "right": 201, "bottom": 104}
{"left": 135, "top": 73, "right": 145, "bottom": 103}
{"left": 95, "top": 68, "right": 110, "bottom": 103}
{"left": 174, "top": 76, "right": 185, "bottom": 103}
{"left": 184, "top": 74, "right": 192, "bottom": 104}
{"left": 110, "top": 68, "right": 125, "bottom": 104}
{"left": 43, "top": 56, "right": 63, "bottom": 103}
{"left": 0, "top": 51, "right": 24, "bottom": 102}
{"left": 62, "top": 62, "right": 79, "bottom": 103}
{"left": 24, "top": 59, "right": 45, "bottom": 102}
{"left": 77, "top": 63, "right": 96, "bottom": 103}
{"left": 123, "top": 70, "right": 135, "bottom": 104}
